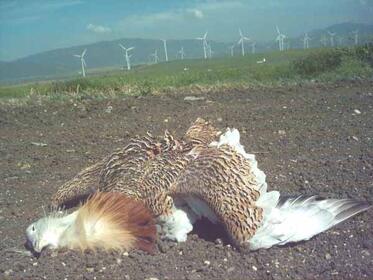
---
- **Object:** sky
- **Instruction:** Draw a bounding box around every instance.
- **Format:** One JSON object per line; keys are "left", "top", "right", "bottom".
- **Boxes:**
{"left": 0, "top": 0, "right": 372, "bottom": 61}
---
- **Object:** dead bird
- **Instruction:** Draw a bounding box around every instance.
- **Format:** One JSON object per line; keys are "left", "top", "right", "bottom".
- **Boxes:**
{"left": 28, "top": 118, "right": 370, "bottom": 251}
{"left": 26, "top": 192, "right": 156, "bottom": 254}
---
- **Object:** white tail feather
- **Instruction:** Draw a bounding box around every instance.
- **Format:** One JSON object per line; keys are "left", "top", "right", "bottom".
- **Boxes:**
{"left": 249, "top": 195, "right": 371, "bottom": 250}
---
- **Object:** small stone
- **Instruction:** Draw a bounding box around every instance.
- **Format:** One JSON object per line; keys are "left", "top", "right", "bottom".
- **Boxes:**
{"left": 32, "top": 262, "right": 38, "bottom": 266}
{"left": 105, "top": 106, "right": 113, "bottom": 113}
{"left": 204, "top": 260, "right": 210, "bottom": 266}
{"left": 116, "top": 258, "right": 122, "bottom": 264}
{"left": 184, "top": 96, "right": 205, "bottom": 101}
{"left": 164, "top": 119, "right": 169, "bottom": 123}
{"left": 252, "top": 265, "right": 258, "bottom": 271}
{"left": 4, "top": 269, "right": 13, "bottom": 276}
{"left": 227, "top": 267, "right": 235, "bottom": 273}
{"left": 86, "top": 267, "right": 94, "bottom": 273}
{"left": 325, "top": 253, "right": 332, "bottom": 260}
{"left": 354, "top": 109, "right": 361, "bottom": 115}
{"left": 123, "top": 252, "right": 129, "bottom": 257}
{"left": 352, "top": 136, "right": 359, "bottom": 141}
{"left": 215, "top": 238, "right": 223, "bottom": 245}
{"left": 223, "top": 258, "right": 228, "bottom": 262}
{"left": 278, "top": 130, "right": 286, "bottom": 135}
{"left": 361, "top": 249, "right": 370, "bottom": 257}
{"left": 217, "top": 117, "right": 223, "bottom": 122}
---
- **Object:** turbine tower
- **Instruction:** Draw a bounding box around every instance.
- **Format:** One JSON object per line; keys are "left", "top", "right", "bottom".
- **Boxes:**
{"left": 196, "top": 31, "right": 208, "bottom": 59}
{"left": 73, "top": 48, "right": 87, "bottom": 77}
{"left": 320, "top": 35, "right": 328, "bottom": 47}
{"left": 161, "top": 39, "right": 168, "bottom": 62}
{"left": 328, "top": 31, "right": 336, "bottom": 47}
{"left": 251, "top": 41, "right": 256, "bottom": 54}
{"left": 119, "top": 44, "right": 134, "bottom": 71}
{"left": 151, "top": 50, "right": 159, "bottom": 64}
{"left": 206, "top": 41, "right": 213, "bottom": 58}
{"left": 177, "top": 47, "right": 185, "bottom": 60}
{"left": 229, "top": 44, "right": 235, "bottom": 57}
{"left": 352, "top": 30, "right": 359, "bottom": 45}
{"left": 238, "top": 28, "right": 250, "bottom": 56}
{"left": 275, "top": 26, "right": 286, "bottom": 51}
{"left": 303, "top": 33, "right": 311, "bottom": 49}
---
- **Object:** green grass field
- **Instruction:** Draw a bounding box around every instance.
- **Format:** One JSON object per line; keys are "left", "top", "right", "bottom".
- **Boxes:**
{"left": 1, "top": 46, "right": 372, "bottom": 102}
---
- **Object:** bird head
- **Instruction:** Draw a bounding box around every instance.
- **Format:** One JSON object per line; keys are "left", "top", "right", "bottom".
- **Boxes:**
{"left": 26, "top": 211, "right": 75, "bottom": 253}
{"left": 26, "top": 217, "right": 56, "bottom": 253}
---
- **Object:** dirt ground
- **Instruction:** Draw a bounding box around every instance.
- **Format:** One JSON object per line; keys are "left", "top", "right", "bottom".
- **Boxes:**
{"left": 0, "top": 81, "right": 372, "bottom": 280}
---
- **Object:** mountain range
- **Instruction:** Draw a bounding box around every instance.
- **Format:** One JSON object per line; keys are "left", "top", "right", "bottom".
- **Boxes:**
{"left": 1, "top": 22, "right": 372, "bottom": 84}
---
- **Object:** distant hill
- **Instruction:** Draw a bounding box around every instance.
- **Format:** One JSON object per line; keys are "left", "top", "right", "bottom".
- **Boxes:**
{"left": 1, "top": 22, "right": 372, "bottom": 84}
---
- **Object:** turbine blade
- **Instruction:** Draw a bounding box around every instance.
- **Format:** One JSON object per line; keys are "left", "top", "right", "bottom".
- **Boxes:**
{"left": 82, "top": 49, "right": 87, "bottom": 57}
{"left": 73, "top": 55, "right": 81, "bottom": 58}
{"left": 119, "top": 44, "right": 126, "bottom": 50}
{"left": 127, "top": 47, "right": 134, "bottom": 51}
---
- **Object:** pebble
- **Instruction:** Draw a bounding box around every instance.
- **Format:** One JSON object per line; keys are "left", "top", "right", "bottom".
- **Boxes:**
{"left": 217, "top": 117, "right": 223, "bottom": 122}
{"left": 278, "top": 130, "right": 286, "bottom": 135}
{"left": 352, "top": 136, "right": 359, "bottom": 141}
{"left": 204, "top": 260, "right": 210, "bottom": 266}
{"left": 325, "top": 253, "right": 332, "bottom": 260}
{"left": 252, "top": 265, "right": 258, "bottom": 271}
{"left": 123, "top": 252, "right": 129, "bottom": 257}
{"left": 184, "top": 96, "right": 205, "bottom": 101}
{"left": 354, "top": 109, "right": 361, "bottom": 115}
{"left": 105, "top": 106, "right": 113, "bottom": 113}
{"left": 227, "top": 267, "right": 235, "bottom": 273}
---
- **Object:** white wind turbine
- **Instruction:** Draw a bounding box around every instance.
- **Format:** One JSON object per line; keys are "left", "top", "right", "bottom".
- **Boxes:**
{"left": 161, "top": 39, "right": 168, "bottom": 62}
{"left": 177, "top": 46, "right": 185, "bottom": 60}
{"left": 303, "top": 33, "right": 311, "bottom": 49}
{"left": 328, "top": 31, "right": 336, "bottom": 47}
{"left": 320, "top": 35, "right": 328, "bottom": 47}
{"left": 352, "top": 30, "right": 359, "bottom": 45}
{"left": 151, "top": 50, "right": 159, "bottom": 64}
{"left": 229, "top": 44, "right": 235, "bottom": 57}
{"left": 74, "top": 49, "right": 87, "bottom": 77}
{"left": 251, "top": 41, "right": 256, "bottom": 54}
{"left": 238, "top": 28, "right": 250, "bottom": 56}
{"left": 119, "top": 44, "right": 134, "bottom": 71}
{"left": 206, "top": 41, "right": 213, "bottom": 58}
{"left": 275, "top": 26, "right": 286, "bottom": 51}
{"left": 196, "top": 31, "right": 208, "bottom": 59}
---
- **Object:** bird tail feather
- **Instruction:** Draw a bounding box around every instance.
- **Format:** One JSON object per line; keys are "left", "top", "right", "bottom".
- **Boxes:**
{"left": 60, "top": 192, "right": 157, "bottom": 253}
{"left": 249, "top": 195, "right": 371, "bottom": 250}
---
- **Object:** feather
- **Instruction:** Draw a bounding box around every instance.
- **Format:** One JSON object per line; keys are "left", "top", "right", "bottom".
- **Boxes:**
{"left": 61, "top": 192, "right": 157, "bottom": 253}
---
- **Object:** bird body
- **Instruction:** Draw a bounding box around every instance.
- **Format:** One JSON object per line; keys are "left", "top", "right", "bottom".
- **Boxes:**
{"left": 28, "top": 118, "right": 371, "bottom": 253}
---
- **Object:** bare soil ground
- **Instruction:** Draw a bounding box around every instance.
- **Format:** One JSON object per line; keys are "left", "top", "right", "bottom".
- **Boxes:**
{"left": 0, "top": 81, "right": 372, "bottom": 280}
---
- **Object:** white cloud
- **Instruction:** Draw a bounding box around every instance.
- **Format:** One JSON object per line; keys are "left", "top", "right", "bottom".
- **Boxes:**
{"left": 187, "top": 9, "right": 204, "bottom": 19}
{"left": 87, "top": 23, "right": 112, "bottom": 34}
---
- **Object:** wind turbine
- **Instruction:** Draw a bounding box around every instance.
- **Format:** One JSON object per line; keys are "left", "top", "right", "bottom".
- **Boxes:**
{"left": 206, "top": 41, "right": 213, "bottom": 58}
{"left": 238, "top": 28, "right": 250, "bottom": 56}
{"left": 328, "top": 31, "right": 336, "bottom": 47}
{"left": 228, "top": 44, "right": 235, "bottom": 57}
{"left": 303, "top": 33, "right": 311, "bottom": 49}
{"left": 161, "top": 39, "right": 168, "bottom": 62}
{"left": 119, "top": 44, "right": 134, "bottom": 71}
{"left": 352, "top": 30, "right": 359, "bottom": 45}
{"left": 275, "top": 26, "right": 286, "bottom": 51}
{"left": 177, "top": 47, "right": 185, "bottom": 60}
{"left": 196, "top": 31, "right": 208, "bottom": 59}
{"left": 251, "top": 41, "right": 256, "bottom": 54}
{"left": 73, "top": 49, "right": 87, "bottom": 77}
{"left": 320, "top": 35, "right": 328, "bottom": 47}
{"left": 151, "top": 50, "right": 159, "bottom": 64}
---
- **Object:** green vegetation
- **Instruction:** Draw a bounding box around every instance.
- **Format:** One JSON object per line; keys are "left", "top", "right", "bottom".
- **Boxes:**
{"left": 1, "top": 45, "right": 372, "bottom": 102}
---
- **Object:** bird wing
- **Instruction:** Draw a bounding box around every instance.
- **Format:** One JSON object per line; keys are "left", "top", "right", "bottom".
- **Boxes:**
{"left": 172, "top": 144, "right": 264, "bottom": 246}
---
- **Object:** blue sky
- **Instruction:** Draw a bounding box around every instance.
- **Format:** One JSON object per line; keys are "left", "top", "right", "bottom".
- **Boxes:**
{"left": 0, "top": 0, "right": 372, "bottom": 61}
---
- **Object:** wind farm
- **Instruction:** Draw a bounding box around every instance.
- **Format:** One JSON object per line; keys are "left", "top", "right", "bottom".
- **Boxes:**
{"left": 1, "top": 1, "right": 373, "bottom": 280}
